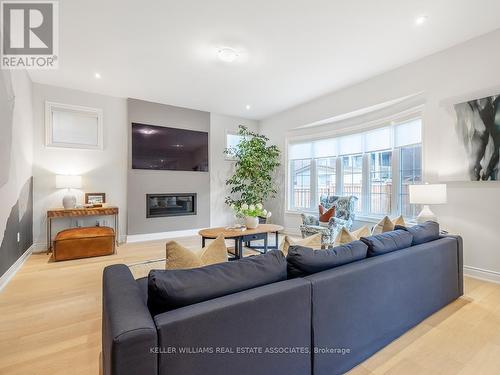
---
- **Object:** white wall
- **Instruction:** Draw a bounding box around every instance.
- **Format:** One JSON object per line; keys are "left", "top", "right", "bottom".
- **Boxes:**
{"left": 209, "top": 113, "right": 259, "bottom": 227}
{"left": 259, "top": 29, "right": 500, "bottom": 280}
{"left": 32, "top": 84, "right": 128, "bottom": 247}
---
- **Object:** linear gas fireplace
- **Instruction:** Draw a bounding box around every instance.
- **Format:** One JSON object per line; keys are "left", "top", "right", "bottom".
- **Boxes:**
{"left": 146, "top": 193, "right": 197, "bottom": 218}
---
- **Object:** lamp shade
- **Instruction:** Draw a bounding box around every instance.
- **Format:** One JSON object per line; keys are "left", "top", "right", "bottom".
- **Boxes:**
{"left": 409, "top": 184, "right": 447, "bottom": 205}
{"left": 55, "top": 175, "right": 82, "bottom": 189}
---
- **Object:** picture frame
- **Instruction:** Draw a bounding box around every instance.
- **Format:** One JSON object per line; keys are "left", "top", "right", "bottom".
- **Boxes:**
{"left": 85, "top": 193, "right": 106, "bottom": 205}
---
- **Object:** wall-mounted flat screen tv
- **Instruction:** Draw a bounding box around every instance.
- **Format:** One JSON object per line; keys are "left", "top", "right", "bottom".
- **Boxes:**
{"left": 132, "top": 123, "right": 209, "bottom": 172}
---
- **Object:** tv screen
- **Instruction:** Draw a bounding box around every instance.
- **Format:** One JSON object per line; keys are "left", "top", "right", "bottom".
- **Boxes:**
{"left": 132, "top": 123, "right": 209, "bottom": 172}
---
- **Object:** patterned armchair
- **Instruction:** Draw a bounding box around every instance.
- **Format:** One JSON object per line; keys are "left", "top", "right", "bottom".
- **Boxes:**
{"left": 300, "top": 195, "right": 358, "bottom": 248}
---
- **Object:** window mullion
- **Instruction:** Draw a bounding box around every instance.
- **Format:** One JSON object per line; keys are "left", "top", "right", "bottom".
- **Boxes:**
{"left": 392, "top": 149, "right": 401, "bottom": 217}
{"left": 362, "top": 154, "right": 370, "bottom": 216}
{"left": 336, "top": 157, "right": 343, "bottom": 196}
{"left": 310, "top": 158, "right": 318, "bottom": 210}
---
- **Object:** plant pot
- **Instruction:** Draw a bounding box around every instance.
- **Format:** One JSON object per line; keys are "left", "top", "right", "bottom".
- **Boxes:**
{"left": 245, "top": 216, "right": 259, "bottom": 229}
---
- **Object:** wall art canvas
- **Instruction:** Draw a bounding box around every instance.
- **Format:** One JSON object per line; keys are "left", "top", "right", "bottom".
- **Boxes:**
{"left": 454, "top": 94, "right": 500, "bottom": 181}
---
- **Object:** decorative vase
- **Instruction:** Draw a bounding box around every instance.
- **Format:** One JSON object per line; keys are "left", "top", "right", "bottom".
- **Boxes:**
{"left": 245, "top": 216, "right": 259, "bottom": 229}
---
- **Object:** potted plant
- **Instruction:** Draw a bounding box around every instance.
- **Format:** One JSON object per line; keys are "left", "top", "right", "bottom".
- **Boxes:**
{"left": 231, "top": 203, "right": 272, "bottom": 229}
{"left": 224, "top": 125, "right": 281, "bottom": 225}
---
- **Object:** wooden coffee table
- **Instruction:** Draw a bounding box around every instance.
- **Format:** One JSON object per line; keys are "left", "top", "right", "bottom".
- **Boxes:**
{"left": 198, "top": 224, "right": 284, "bottom": 260}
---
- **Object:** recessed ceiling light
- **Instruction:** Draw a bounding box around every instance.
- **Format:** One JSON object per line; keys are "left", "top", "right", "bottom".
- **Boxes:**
{"left": 415, "top": 15, "right": 428, "bottom": 25}
{"left": 245, "top": 104, "right": 251, "bottom": 110}
{"left": 217, "top": 47, "right": 239, "bottom": 63}
{"left": 94, "top": 72, "right": 101, "bottom": 79}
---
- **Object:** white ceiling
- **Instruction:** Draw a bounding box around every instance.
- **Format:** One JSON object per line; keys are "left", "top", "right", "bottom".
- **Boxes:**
{"left": 29, "top": 0, "right": 500, "bottom": 120}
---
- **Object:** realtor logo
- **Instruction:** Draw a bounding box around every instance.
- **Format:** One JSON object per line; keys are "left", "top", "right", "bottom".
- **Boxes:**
{"left": 1, "top": 0, "right": 58, "bottom": 69}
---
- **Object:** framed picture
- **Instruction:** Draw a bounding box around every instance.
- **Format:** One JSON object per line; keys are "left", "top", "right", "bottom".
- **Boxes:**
{"left": 454, "top": 94, "right": 500, "bottom": 181}
{"left": 85, "top": 193, "right": 106, "bottom": 204}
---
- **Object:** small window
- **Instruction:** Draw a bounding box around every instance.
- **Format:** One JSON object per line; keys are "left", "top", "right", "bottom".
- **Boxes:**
{"left": 225, "top": 132, "right": 244, "bottom": 159}
{"left": 45, "top": 101, "right": 103, "bottom": 149}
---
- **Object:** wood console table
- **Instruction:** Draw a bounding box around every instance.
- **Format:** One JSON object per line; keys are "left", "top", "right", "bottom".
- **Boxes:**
{"left": 46, "top": 206, "right": 119, "bottom": 252}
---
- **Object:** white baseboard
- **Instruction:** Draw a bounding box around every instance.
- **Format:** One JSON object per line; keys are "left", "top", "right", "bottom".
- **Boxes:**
{"left": 32, "top": 242, "right": 48, "bottom": 253}
{"left": 126, "top": 228, "right": 203, "bottom": 243}
{"left": 0, "top": 245, "right": 33, "bottom": 292}
{"left": 463, "top": 265, "right": 500, "bottom": 284}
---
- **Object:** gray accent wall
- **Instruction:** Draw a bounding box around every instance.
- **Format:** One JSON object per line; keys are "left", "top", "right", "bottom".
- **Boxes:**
{"left": 0, "top": 70, "right": 34, "bottom": 278}
{"left": 127, "top": 99, "right": 210, "bottom": 235}
{"left": 0, "top": 178, "right": 33, "bottom": 276}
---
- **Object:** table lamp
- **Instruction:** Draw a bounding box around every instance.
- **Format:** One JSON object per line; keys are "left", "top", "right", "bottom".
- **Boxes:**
{"left": 56, "top": 175, "right": 82, "bottom": 209}
{"left": 409, "top": 183, "right": 447, "bottom": 224}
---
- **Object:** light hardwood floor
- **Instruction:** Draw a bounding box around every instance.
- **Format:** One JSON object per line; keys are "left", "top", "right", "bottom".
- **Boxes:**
{"left": 0, "top": 236, "right": 499, "bottom": 374}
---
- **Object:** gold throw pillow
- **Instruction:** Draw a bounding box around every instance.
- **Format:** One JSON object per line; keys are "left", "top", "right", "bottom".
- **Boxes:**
{"left": 391, "top": 215, "right": 406, "bottom": 227}
{"left": 166, "top": 234, "right": 228, "bottom": 270}
{"left": 281, "top": 233, "right": 322, "bottom": 255}
{"left": 335, "top": 226, "right": 370, "bottom": 245}
{"left": 372, "top": 216, "right": 394, "bottom": 234}
{"left": 372, "top": 215, "right": 407, "bottom": 235}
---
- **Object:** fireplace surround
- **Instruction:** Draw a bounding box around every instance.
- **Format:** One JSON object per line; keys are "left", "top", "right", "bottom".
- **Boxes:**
{"left": 146, "top": 193, "right": 197, "bottom": 218}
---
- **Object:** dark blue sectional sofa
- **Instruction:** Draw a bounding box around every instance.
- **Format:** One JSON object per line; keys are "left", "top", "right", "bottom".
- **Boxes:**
{"left": 102, "top": 224, "right": 463, "bottom": 375}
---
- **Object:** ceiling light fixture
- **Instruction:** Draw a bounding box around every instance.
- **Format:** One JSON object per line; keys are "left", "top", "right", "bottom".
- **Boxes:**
{"left": 245, "top": 104, "right": 251, "bottom": 110}
{"left": 217, "top": 47, "right": 239, "bottom": 63}
{"left": 415, "top": 15, "right": 428, "bottom": 26}
{"left": 94, "top": 72, "right": 101, "bottom": 79}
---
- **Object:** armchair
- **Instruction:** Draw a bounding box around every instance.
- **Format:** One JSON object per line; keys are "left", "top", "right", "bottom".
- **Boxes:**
{"left": 300, "top": 195, "right": 358, "bottom": 248}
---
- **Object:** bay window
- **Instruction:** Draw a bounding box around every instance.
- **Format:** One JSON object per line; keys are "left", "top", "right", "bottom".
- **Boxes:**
{"left": 287, "top": 118, "right": 422, "bottom": 219}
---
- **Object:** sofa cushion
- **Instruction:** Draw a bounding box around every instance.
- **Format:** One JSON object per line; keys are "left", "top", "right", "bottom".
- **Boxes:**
{"left": 286, "top": 241, "right": 368, "bottom": 278}
{"left": 395, "top": 221, "right": 440, "bottom": 245}
{"left": 147, "top": 250, "right": 287, "bottom": 315}
{"left": 360, "top": 229, "right": 413, "bottom": 257}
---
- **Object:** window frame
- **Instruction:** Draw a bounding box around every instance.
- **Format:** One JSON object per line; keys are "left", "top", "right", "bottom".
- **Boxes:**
{"left": 286, "top": 114, "right": 423, "bottom": 221}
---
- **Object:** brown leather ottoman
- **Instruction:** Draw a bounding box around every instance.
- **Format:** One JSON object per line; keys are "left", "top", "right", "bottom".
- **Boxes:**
{"left": 53, "top": 226, "right": 115, "bottom": 261}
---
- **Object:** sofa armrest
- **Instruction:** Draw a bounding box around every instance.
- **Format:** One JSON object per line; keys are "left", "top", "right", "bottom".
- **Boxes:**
{"left": 154, "top": 279, "right": 311, "bottom": 375}
{"left": 102, "top": 264, "right": 158, "bottom": 375}
{"left": 440, "top": 234, "right": 464, "bottom": 295}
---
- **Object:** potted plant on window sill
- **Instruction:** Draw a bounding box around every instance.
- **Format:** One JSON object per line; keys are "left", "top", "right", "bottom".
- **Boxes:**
{"left": 224, "top": 125, "right": 281, "bottom": 226}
